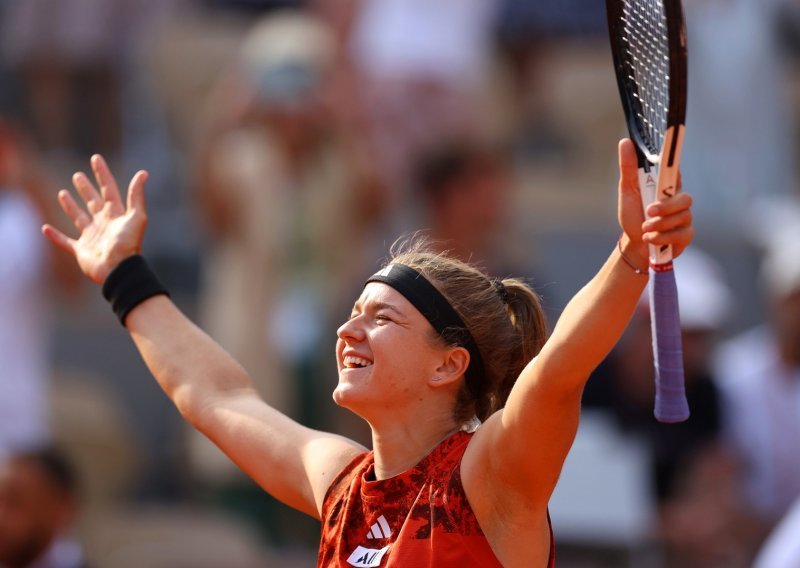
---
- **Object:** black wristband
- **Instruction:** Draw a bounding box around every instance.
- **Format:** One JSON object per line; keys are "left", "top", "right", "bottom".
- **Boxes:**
{"left": 101, "top": 255, "right": 169, "bottom": 326}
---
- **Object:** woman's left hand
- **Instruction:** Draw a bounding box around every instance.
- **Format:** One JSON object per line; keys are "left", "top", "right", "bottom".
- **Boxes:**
{"left": 41, "top": 155, "right": 149, "bottom": 284}
{"left": 617, "top": 138, "right": 695, "bottom": 261}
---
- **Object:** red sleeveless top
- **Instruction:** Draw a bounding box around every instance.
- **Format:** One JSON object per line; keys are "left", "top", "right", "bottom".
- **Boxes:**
{"left": 318, "top": 431, "right": 555, "bottom": 567}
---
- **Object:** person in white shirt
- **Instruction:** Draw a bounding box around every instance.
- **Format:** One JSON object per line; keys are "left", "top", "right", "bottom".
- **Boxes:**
{"left": 713, "top": 220, "right": 800, "bottom": 549}
{"left": 0, "top": 126, "right": 50, "bottom": 456}
{"left": 342, "top": 0, "right": 503, "bottom": 205}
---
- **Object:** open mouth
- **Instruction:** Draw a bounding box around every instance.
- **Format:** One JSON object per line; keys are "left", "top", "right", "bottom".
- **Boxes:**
{"left": 343, "top": 355, "right": 373, "bottom": 369}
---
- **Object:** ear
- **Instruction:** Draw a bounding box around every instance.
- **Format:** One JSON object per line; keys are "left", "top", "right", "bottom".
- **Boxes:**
{"left": 428, "top": 346, "right": 470, "bottom": 388}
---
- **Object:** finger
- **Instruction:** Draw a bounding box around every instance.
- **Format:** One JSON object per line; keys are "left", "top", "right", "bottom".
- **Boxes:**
{"left": 643, "top": 225, "right": 695, "bottom": 247}
{"left": 642, "top": 208, "right": 693, "bottom": 235}
{"left": 91, "top": 154, "right": 123, "bottom": 208}
{"left": 126, "top": 170, "right": 149, "bottom": 214}
{"left": 41, "top": 224, "right": 77, "bottom": 256}
{"left": 671, "top": 228, "right": 695, "bottom": 258}
{"left": 618, "top": 138, "right": 640, "bottom": 195}
{"left": 647, "top": 192, "right": 693, "bottom": 218}
{"left": 72, "top": 171, "right": 103, "bottom": 215}
{"left": 57, "top": 189, "right": 91, "bottom": 231}
{"left": 618, "top": 139, "right": 646, "bottom": 235}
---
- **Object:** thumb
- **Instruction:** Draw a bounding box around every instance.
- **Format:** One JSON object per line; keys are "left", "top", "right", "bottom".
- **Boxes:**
{"left": 618, "top": 138, "right": 640, "bottom": 196}
{"left": 126, "top": 170, "right": 149, "bottom": 214}
{"left": 617, "top": 138, "right": 645, "bottom": 238}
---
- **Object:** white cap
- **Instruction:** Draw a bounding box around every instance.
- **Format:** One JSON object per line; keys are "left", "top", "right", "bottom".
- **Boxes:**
{"left": 673, "top": 248, "right": 733, "bottom": 330}
{"left": 238, "top": 12, "right": 334, "bottom": 105}
{"left": 742, "top": 196, "right": 800, "bottom": 301}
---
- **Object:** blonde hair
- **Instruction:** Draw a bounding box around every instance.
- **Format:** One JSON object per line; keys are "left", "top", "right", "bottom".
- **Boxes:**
{"left": 386, "top": 236, "right": 548, "bottom": 422}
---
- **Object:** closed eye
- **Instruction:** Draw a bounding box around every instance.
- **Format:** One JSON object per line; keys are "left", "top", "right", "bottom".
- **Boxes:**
{"left": 348, "top": 300, "right": 405, "bottom": 324}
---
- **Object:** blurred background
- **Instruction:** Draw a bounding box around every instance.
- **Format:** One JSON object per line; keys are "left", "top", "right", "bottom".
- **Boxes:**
{"left": 1, "top": 0, "right": 799, "bottom": 566}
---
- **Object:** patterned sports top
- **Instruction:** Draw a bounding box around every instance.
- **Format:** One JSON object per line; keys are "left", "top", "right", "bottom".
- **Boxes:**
{"left": 318, "top": 431, "right": 555, "bottom": 567}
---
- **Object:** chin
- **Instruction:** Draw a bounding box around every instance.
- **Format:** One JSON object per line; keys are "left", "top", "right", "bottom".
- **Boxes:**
{"left": 331, "top": 382, "right": 347, "bottom": 406}
{"left": 332, "top": 380, "right": 374, "bottom": 421}
{"left": 332, "top": 380, "right": 358, "bottom": 408}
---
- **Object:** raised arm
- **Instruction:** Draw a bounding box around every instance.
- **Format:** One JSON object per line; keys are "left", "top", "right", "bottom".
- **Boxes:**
{"left": 464, "top": 139, "right": 694, "bottom": 510}
{"left": 42, "top": 156, "right": 365, "bottom": 517}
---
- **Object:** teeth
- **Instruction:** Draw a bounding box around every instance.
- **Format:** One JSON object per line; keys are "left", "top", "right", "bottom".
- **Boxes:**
{"left": 344, "top": 355, "right": 372, "bottom": 368}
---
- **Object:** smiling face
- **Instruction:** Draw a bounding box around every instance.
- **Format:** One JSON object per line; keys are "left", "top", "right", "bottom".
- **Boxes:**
{"left": 333, "top": 283, "right": 450, "bottom": 421}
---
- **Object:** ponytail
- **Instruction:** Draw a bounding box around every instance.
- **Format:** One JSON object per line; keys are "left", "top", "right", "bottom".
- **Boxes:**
{"left": 491, "top": 278, "right": 548, "bottom": 413}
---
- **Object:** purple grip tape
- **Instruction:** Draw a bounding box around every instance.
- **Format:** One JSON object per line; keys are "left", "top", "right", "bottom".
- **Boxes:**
{"left": 650, "top": 267, "right": 690, "bottom": 423}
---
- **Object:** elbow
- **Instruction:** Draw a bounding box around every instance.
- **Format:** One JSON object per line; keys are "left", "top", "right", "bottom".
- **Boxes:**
{"left": 172, "top": 368, "right": 256, "bottom": 428}
{"left": 171, "top": 383, "right": 208, "bottom": 426}
{"left": 532, "top": 357, "right": 591, "bottom": 402}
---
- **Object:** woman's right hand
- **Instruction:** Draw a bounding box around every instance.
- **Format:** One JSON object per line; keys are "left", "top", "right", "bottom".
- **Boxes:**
{"left": 42, "top": 155, "right": 149, "bottom": 284}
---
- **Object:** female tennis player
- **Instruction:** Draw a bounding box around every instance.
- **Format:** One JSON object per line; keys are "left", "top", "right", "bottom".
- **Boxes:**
{"left": 42, "top": 138, "right": 693, "bottom": 567}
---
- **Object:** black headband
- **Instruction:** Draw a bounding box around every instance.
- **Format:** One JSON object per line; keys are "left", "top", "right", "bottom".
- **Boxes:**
{"left": 365, "top": 263, "right": 484, "bottom": 396}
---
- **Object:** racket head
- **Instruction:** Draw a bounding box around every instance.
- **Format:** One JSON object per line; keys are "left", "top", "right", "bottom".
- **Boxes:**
{"left": 606, "top": 0, "right": 687, "bottom": 167}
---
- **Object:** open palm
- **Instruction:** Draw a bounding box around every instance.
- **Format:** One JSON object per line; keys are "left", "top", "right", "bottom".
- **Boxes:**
{"left": 42, "top": 155, "right": 149, "bottom": 284}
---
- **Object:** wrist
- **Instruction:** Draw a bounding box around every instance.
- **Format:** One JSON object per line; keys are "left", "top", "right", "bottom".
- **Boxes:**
{"left": 102, "top": 255, "right": 169, "bottom": 326}
{"left": 93, "top": 248, "right": 141, "bottom": 284}
{"left": 617, "top": 233, "right": 649, "bottom": 275}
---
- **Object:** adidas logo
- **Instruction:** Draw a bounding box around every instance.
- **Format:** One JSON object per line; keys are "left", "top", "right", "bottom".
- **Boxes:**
{"left": 346, "top": 545, "right": 391, "bottom": 567}
{"left": 376, "top": 265, "right": 395, "bottom": 277}
{"left": 345, "top": 515, "right": 394, "bottom": 566}
{"left": 366, "top": 515, "right": 392, "bottom": 540}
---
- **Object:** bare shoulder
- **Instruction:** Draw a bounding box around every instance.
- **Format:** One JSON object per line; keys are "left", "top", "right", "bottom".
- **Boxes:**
{"left": 460, "top": 412, "right": 552, "bottom": 567}
{"left": 303, "top": 430, "right": 369, "bottom": 513}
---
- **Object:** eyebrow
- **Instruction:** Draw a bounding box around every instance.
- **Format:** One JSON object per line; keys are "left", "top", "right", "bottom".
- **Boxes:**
{"left": 352, "top": 300, "right": 405, "bottom": 317}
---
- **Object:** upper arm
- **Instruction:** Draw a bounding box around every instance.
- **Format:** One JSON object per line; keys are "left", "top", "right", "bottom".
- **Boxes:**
{"left": 195, "top": 390, "right": 366, "bottom": 518}
{"left": 464, "top": 251, "right": 647, "bottom": 511}
{"left": 462, "top": 353, "right": 583, "bottom": 515}
{"left": 460, "top": 355, "right": 579, "bottom": 562}
{"left": 124, "top": 297, "right": 367, "bottom": 518}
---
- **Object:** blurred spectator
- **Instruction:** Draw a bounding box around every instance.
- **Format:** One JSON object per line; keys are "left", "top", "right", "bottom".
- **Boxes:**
{"left": 680, "top": 0, "right": 796, "bottom": 229}
{"left": 1, "top": 0, "right": 130, "bottom": 163}
{"left": 584, "top": 248, "right": 753, "bottom": 566}
{"left": 328, "top": 0, "right": 504, "bottom": 213}
{"left": 1, "top": 0, "right": 184, "bottom": 173}
{"left": 585, "top": 248, "right": 732, "bottom": 474}
{"left": 0, "top": 121, "right": 51, "bottom": 455}
{"left": 413, "top": 140, "right": 514, "bottom": 271}
{"left": 494, "top": 0, "right": 606, "bottom": 160}
{"left": 0, "top": 447, "right": 84, "bottom": 568}
{"left": 713, "top": 217, "right": 800, "bottom": 549}
{"left": 190, "top": 10, "right": 380, "bottom": 487}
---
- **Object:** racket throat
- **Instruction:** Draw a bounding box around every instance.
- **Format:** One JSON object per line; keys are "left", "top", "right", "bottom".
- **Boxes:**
{"left": 637, "top": 165, "right": 673, "bottom": 266}
{"left": 638, "top": 166, "right": 659, "bottom": 208}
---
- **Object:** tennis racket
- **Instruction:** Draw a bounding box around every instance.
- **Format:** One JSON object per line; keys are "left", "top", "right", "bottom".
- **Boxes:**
{"left": 606, "top": 0, "right": 689, "bottom": 422}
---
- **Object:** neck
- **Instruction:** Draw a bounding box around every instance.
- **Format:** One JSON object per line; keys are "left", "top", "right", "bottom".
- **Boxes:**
{"left": 370, "top": 416, "right": 461, "bottom": 480}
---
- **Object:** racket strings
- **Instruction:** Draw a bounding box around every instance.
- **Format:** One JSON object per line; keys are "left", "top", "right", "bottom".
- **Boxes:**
{"left": 619, "top": 0, "right": 670, "bottom": 155}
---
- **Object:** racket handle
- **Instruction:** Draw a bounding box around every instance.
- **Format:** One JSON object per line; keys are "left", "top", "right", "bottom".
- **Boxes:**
{"left": 649, "top": 266, "right": 690, "bottom": 423}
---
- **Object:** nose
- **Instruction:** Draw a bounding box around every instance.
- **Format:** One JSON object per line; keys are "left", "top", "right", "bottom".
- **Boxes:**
{"left": 337, "top": 314, "right": 366, "bottom": 343}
